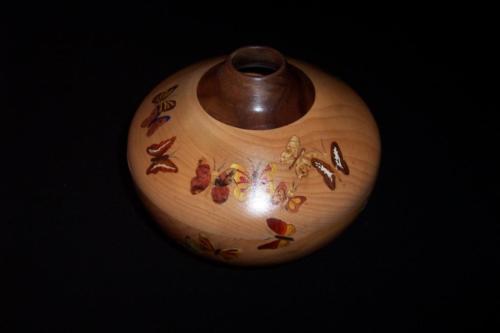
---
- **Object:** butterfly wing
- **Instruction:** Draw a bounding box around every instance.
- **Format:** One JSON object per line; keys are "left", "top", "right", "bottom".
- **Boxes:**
{"left": 146, "top": 155, "right": 178, "bottom": 174}
{"left": 216, "top": 248, "right": 241, "bottom": 260}
{"left": 152, "top": 84, "right": 178, "bottom": 104}
{"left": 143, "top": 85, "right": 178, "bottom": 135}
{"left": 157, "top": 100, "right": 176, "bottom": 113}
{"left": 211, "top": 168, "right": 235, "bottom": 204}
{"left": 230, "top": 163, "right": 251, "bottom": 201}
{"left": 258, "top": 163, "right": 276, "bottom": 194}
{"left": 266, "top": 218, "right": 296, "bottom": 237}
{"left": 285, "top": 196, "right": 307, "bottom": 213}
{"left": 198, "top": 234, "right": 216, "bottom": 253}
{"left": 271, "top": 182, "right": 288, "bottom": 205}
{"left": 280, "top": 136, "right": 301, "bottom": 167}
{"left": 331, "top": 142, "right": 350, "bottom": 175}
{"left": 146, "top": 115, "right": 171, "bottom": 136}
{"left": 190, "top": 158, "right": 211, "bottom": 194}
{"left": 141, "top": 109, "right": 160, "bottom": 128}
{"left": 146, "top": 136, "right": 177, "bottom": 157}
{"left": 184, "top": 236, "right": 202, "bottom": 253}
{"left": 211, "top": 186, "right": 230, "bottom": 204}
{"left": 257, "top": 239, "right": 285, "bottom": 250}
{"left": 311, "top": 158, "right": 336, "bottom": 190}
{"left": 258, "top": 218, "right": 295, "bottom": 250}
{"left": 214, "top": 168, "right": 235, "bottom": 187}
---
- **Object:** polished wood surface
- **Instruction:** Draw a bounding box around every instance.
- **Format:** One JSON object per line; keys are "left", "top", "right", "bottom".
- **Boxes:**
{"left": 127, "top": 48, "right": 381, "bottom": 265}
{"left": 197, "top": 46, "right": 315, "bottom": 130}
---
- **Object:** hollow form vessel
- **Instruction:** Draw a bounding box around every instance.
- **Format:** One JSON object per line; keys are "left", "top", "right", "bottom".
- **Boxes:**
{"left": 127, "top": 46, "right": 380, "bottom": 265}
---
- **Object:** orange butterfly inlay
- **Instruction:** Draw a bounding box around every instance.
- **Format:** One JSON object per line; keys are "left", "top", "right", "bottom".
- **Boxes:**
{"left": 190, "top": 158, "right": 236, "bottom": 204}
{"left": 257, "top": 218, "right": 296, "bottom": 250}
{"left": 230, "top": 162, "right": 276, "bottom": 202}
{"left": 271, "top": 181, "right": 307, "bottom": 213}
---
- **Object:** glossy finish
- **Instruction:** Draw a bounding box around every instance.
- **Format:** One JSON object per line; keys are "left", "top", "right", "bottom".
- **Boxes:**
{"left": 127, "top": 47, "right": 381, "bottom": 266}
{"left": 197, "top": 46, "right": 315, "bottom": 130}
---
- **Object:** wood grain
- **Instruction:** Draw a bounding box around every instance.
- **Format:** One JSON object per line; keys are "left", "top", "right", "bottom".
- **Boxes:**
{"left": 127, "top": 49, "right": 381, "bottom": 266}
{"left": 197, "top": 46, "right": 315, "bottom": 130}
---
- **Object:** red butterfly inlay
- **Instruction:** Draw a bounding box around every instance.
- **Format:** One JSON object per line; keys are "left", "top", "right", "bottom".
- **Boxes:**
{"left": 190, "top": 158, "right": 235, "bottom": 204}
{"left": 146, "top": 136, "right": 178, "bottom": 175}
{"left": 257, "top": 218, "right": 296, "bottom": 250}
{"left": 211, "top": 168, "right": 235, "bottom": 204}
{"left": 190, "top": 158, "right": 211, "bottom": 194}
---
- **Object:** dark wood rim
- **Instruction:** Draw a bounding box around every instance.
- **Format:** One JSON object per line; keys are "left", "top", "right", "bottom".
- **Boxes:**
{"left": 228, "top": 46, "right": 286, "bottom": 80}
{"left": 197, "top": 46, "right": 315, "bottom": 130}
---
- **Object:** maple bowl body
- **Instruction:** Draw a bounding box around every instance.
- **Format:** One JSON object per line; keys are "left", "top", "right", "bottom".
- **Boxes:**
{"left": 127, "top": 47, "right": 380, "bottom": 266}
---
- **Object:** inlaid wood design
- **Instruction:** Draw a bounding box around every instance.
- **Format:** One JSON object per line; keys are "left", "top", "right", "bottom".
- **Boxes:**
{"left": 127, "top": 46, "right": 381, "bottom": 265}
{"left": 190, "top": 159, "right": 236, "bottom": 204}
{"left": 271, "top": 181, "right": 307, "bottom": 213}
{"left": 309, "top": 141, "right": 350, "bottom": 190}
{"left": 258, "top": 218, "right": 296, "bottom": 250}
{"left": 185, "top": 234, "right": 241, "bottom": 260}
{"left": 184, "top": 136, "right": 347, "bottom": 212}
{"left": 145, "top": 136, "right": 178, "bottom": 175}
{"left": 230, "top": 162, "right": 276, "bottom": 202}
{"left": 141, "top": 84, "right": 178, "bottom": 136}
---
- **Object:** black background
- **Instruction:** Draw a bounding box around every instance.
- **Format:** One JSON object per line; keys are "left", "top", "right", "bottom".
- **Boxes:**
{"left": 2, "top": 4, "right": 499, "bottom": 332}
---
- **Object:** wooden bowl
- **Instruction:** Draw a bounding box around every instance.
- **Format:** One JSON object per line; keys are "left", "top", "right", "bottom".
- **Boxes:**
{"left": 127, "top": 46, "right": 380, "bottom": 266}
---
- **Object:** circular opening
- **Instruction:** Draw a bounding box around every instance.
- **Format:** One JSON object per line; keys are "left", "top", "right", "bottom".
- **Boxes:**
{"left": 197, "top": 46, "right": 316, "bottom": 130}
{"left": 230, "top": 46, "right": 285, "bottom": 78}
